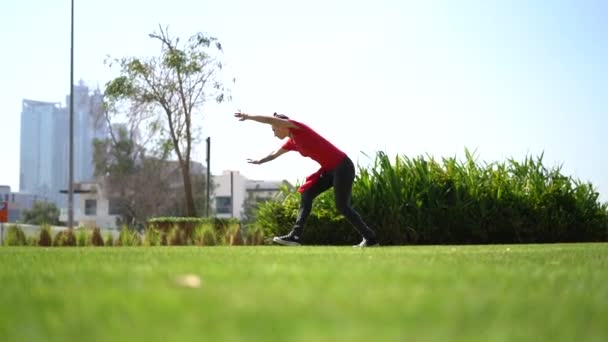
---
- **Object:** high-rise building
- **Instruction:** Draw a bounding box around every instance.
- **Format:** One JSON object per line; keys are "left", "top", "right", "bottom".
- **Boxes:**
{"left": 19, "top": 99, "right": 66, "bottom": 205}
{"left": 20, "top": 81, "right": 107, "bottom": 209}
{"left": 65, "top": 81, "right": 106, "bottom": 183}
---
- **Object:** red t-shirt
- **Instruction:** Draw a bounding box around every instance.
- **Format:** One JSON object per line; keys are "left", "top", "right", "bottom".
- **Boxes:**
{"left": 281, "top": 119, "right": 347, "bottom": 192}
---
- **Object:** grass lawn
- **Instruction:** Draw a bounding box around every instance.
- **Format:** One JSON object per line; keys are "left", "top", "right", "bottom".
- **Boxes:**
{"left": 0, "top": 244, "right": 607, "bottom": 342}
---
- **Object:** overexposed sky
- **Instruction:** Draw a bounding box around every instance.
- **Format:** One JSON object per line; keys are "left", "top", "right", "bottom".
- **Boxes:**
{"left": 1, "top": 0, "right": 606, "bottom": 201}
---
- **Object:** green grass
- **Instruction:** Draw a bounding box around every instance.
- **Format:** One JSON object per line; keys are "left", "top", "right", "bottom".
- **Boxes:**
{"left": 0, "top": 244, "right": 607, "bottom": 342}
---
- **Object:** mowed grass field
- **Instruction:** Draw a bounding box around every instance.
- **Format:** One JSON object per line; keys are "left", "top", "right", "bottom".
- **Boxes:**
{"left": 0, "top": 244, "right": 607, "bottom": 342}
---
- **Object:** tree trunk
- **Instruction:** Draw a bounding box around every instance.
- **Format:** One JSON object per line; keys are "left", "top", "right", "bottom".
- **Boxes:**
{"left": 181, "top": 160, "right": 196, "bottom": 217}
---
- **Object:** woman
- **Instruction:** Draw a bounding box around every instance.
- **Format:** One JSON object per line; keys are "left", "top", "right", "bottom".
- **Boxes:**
{"left": 235, "top": 112, "right": 378, "bottom": 247}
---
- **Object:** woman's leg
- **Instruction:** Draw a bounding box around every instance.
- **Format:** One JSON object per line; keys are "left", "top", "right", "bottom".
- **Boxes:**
{"left": 332, "top": 157, "right": 377, "bottom": 241}
{"left": 291, "top": 173, "right": 333, "bottom": 237}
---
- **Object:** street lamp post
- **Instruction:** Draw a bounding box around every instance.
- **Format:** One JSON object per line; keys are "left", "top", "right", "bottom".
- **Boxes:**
{"left": 68, "top": 0, "right": 74, "bottom": 230}
{"left": 206, "top": 136, "right": 211, "bottom": 217}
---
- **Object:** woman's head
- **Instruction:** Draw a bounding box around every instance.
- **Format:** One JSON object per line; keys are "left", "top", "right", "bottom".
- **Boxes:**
{"left": 273, "top": 113, "right": 289, "bottom": 120}
{"left": 272, "top": 112, "right": 291, "bottom": 139}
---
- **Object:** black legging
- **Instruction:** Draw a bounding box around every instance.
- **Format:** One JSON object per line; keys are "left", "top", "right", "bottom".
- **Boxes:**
{"left": 292, "top": 156, "right": 377, "bottom": 240}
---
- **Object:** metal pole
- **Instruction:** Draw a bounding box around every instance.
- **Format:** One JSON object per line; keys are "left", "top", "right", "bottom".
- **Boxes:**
{"left": 68, "top": 0, "right": 75, "bottom": 230}
{"left": 1, "top": 222, "right": 4, "bottom": 245}
{"left": 206, "top": 137, "right": 211, "bottom": 217}
{"left": 230, "top": 171, "right": 234, "bottom": 218}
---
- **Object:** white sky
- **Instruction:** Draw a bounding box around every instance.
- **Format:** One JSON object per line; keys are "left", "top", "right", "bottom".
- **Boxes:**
{"left": 1, "top": 0, "right": 606, "bottom": 201}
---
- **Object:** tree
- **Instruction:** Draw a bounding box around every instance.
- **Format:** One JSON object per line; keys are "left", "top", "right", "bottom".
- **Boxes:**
{"left": 93, "top": 124, "right": 173, "bottom": 229}
{"left": 22, "top": 201, "right": 60, "bottom": 225}
{"left": 166, "top": 173, "right": 216, "bottom": 217}
{"left": 104, "top": 25, "right": 231, "bottom": 217}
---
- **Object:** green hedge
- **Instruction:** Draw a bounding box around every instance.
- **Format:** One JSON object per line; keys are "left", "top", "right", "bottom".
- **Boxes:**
{"left": 255, "top": 151, "right": 608, "bottom": 245}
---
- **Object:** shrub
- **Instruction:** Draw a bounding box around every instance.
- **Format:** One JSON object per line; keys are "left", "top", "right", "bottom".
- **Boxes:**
{"left": 26, "top": 236, "right": 37, "bottom": 246}
{"left": 90, "top": 227, "right": 105, "bottom": 246}
{"left": 168, "top": 225, "right": 187, "bottom": 246}
{"left": 38, "top": 224, "right": 53, "bottom": 246}
{"left": 147, "top": 217, "right": 239, "bottom": 243}
{"left": 116, "top": 226, "right": 141, "bottom": 246}
{"left": 3, "top": 224, "right": 26, "bottom": 246}
{"left": 194, "top": 224, "right": 217, "bottom": 246}
{"left": 256, "top": 150, "right": 608, "bottom": 245}
{"left": 144, "top": 227, "right": 162, "bottom": 246}
{"left": 105, "top": 234, "right": 114, "bottom": 247}
{"left": 227, "top": 224, "right": 244, "bottom": 246}
{"left": 246, "top": 226, "right": 267, "bottom": 245}
{"left": 76, "top": 228, "right": 89, "bottom": 247}
{"left": 53, "top": 229, "right": 77, "bottom": 247}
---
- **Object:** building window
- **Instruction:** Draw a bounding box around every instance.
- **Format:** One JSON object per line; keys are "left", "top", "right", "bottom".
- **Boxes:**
{"left": 108, "top": 198, "right": 123, "bottom": 216}
{"left": 85, "top": 199, "right": 97, "bottom": 216}
{"left": 215, "top": 196, "right": 232, "bottom": 214}
{"left": 4, "top": 194, "right": 8, "bottom": 202}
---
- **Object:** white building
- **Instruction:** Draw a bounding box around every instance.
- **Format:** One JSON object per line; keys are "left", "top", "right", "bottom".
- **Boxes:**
{"left": 59, "top": 160, "right": 205, "bottom": 229}
{"left": 58, "top": 168, "right": 292, "bottom": 228}
{"left": 58, "top": 181, "right": 118, "bottom": 228}
{"left": 212, "top": 171, "right": 247, "bottom": 218}
{"left": 212, "top": 170, "right": 293, "bottom": 219}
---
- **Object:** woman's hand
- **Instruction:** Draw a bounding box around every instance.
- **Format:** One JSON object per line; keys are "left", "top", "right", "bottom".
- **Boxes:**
{"left": 234, "top": 112, "right": 249, "bottom": 121}
{"left": 247, "top": 158, "right": 263, "bottom": 165}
